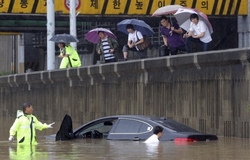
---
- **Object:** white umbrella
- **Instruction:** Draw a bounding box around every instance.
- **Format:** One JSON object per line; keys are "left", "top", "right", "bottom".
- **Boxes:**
{"left": 152, "top": 5, "right": 184, "bottom": 16}
{"left": 174, "top": 8, "right": 213, "bottom": 34}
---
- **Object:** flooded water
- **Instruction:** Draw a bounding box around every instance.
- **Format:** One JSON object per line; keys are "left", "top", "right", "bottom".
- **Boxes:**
{"left": 1, "top": 117, "right": 250, "bottom": 159}
{"left": 0, "top": 136, "right": 249, "bottom": 160}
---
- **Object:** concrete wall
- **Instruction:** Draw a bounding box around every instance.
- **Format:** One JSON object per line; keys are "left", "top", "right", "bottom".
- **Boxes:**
{"left": 1, "top": 48, "right": 250, "bottom": 138}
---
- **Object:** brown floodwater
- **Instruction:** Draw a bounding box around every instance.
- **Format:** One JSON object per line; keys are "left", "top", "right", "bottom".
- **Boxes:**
{"left": 1, "top": 117, "right": 250, "bottom": 159}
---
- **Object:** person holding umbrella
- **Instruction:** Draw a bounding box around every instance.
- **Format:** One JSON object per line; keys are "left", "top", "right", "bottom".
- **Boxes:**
{"left": 160, "top": 16, "right": 186, "bottom": 56}
{"left": 58, "top": 43, "right": 81, "bottom": 69}
{"left": 96, "top": 31, "right": 119, "bottom": 63}
{"left": 49, "top": 33, "right": 81, "bottom": 69}
{"left": 183, "top": 13, "right": 212, "bottom": 52}
{"left": 122, "top": 24, "right": 145, "bottom": 60}
{"left": 85, "top": 28, "right": 118, "bottom": 64}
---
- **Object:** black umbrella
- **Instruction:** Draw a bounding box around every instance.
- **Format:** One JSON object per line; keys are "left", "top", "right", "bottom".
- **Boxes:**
{"left": 49, "top": 33, "right": 79, "bottom": 43}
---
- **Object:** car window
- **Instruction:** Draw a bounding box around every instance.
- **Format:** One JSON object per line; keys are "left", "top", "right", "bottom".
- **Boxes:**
{"left": 153, "top": 119, "right": 198, "bottom": 132}
{"left": 76, "top": 120, "right": 115, "bottom": 136}
{"left": 113, "top": 119, "right": 152, "bottom": 133}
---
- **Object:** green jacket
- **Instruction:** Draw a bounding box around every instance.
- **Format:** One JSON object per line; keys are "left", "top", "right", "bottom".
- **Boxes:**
{"left": 9, "top": 110, "right": 49, "bottom": 145}
{"left": 59, "top": 45, "right": 81, "bottom": 68}
{"left": 96, "top": 37, "right": 119, "bottom": 63}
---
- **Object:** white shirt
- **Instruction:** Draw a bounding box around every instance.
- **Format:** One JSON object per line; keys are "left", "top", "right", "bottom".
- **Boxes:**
{"left": 128, "top": 30, "right": 143, "bottom": 43}
{"left": 128, "top": 30, "right": 143, "bottom": 51}
{"left": 189, "top": 20, "right": 212, "bottom": 43}
{"left": 144, "top": 134, "right": 159, "bottom": 143}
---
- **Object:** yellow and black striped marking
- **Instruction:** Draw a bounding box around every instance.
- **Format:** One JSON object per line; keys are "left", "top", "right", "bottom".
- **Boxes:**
{"left": 0, "top": 0, "right": 248, "bottom": 16}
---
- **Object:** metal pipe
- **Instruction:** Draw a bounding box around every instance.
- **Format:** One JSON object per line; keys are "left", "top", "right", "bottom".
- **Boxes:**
{"left": 47, "top": 0, "right": 55, "bottom": 70}
{"left": 12, "top": 35, "right": 15, "bottom": 74}
{"left": 17, "top": 34, "right": 24, "bottom": 73}
{"left": 70, "top": 0, "right": 77, "bottom": 50}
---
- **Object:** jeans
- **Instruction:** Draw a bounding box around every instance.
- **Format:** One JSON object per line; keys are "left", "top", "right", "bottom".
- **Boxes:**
{"left": 185, "top": 37, "right": 210, "bottom": 53}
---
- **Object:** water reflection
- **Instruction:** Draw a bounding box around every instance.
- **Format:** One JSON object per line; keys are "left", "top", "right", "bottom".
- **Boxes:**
{"left": 8, "top": 144, "right": 46, "bottom": 160}
{"left": 145, "top": 142, "right": 163, "bottom": 159}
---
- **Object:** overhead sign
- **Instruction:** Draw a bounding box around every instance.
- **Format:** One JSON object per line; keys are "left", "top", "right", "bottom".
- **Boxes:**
{"left": 0, "top": 0, "right": 248, "bottom": 16}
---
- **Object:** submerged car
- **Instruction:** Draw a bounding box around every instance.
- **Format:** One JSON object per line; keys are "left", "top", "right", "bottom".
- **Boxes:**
{"left": 54, "top": 115, "right": 218, "bottom": 142}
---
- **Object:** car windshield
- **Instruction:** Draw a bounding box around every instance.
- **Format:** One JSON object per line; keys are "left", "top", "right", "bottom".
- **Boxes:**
{"left": 152, "top": 118, "right": 199, "bottom": 132}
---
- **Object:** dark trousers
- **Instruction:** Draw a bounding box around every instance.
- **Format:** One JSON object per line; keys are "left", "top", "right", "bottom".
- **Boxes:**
{"left": 185, "top": 37, "right": 210, "bottom": 53}
{"left": 105, "top": 58, "right": 116, "bottom": 63}
{"left": 160, "top": 44, "right": 186, "bottom": 56}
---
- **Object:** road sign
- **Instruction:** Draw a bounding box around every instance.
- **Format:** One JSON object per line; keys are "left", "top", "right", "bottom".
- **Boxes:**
{"left": 64, "top": 0, "right": 81, "bottom": 11}
{"left": 0, "top": 0, "right": 248, "bottom": 16}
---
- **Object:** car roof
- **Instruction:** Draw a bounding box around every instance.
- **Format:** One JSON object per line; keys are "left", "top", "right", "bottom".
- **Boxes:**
{"left": 73, "top": 115, "right": 160, "bottom": 131}
{"left": 92, "top": 115, "right": 162, "bottom": 120}
{"left": 74, "top": 115, "right": 195, "bottom": 132}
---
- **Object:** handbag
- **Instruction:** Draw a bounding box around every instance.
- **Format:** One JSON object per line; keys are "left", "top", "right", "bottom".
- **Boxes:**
{"left": 136, "top": 31, "right": 151, "bottom": 51}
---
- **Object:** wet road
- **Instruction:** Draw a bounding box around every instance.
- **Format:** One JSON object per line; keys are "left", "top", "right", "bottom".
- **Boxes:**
{"left": 2, "top": 117, "right": 250, "bottom": 159}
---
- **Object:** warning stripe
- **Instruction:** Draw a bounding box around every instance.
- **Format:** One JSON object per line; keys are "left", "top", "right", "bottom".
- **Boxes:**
{"left": 191, "top": 0, "right": 197, "bottom": 8}
{"left": 146, "top": 0, "right": 154, "bottom": 15}
{"left": 226, "top": 0, "right": 233, "bottom": 15}
{"left": 219, "top": 0, "right": 226, "bottom": 15}
{"left": 124, "top": 0, "right": 131, "bottom": 15}
{"left": 211, "top": 1, "right": 218, "bottom": 15}
{"left": 170, "top": 0, "right": 176, "bottom": 5}
{"left": 234, "top": 0, "right": 241, "bottom": 15}
{"left": 8, "top": 0, "right": 15, "bottom": 13}
{"left": 101, "top": 0, "right": 108, "bottom": 15}
{"left": 1, "top": 0, "right": 248, "bottom": 16}
{"left": 32, "top": 0, "right": 39, "bottom": 14}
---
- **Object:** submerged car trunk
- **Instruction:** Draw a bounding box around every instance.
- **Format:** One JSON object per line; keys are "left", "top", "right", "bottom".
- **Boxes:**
{"left": 159, "top": 132, "right": 218, "bottom": 141}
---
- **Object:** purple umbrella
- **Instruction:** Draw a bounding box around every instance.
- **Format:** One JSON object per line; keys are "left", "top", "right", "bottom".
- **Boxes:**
{"left": 85, "top": 28, "right": 117, "bottom": 44}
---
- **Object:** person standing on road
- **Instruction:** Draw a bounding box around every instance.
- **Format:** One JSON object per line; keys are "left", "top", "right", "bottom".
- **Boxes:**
{"left": 183, "top": 13, "right": 212, "bottom": 53}
{"left": 58, "top": 43, "right": 81, "bottom": 69}
{"left": 160, "top": 16, "right": 186, "bottom": 56}
{"left": 144, "top": 126, "right": 163, "bottom": 143}
{"left": 9, "top": 102, "right": 55, "bottom": 145}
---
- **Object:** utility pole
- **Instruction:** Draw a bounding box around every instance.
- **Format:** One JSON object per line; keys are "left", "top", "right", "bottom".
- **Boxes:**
{"left": 47, "top": 0, "right": 55, "bottom": 70}
{"left": 70, "top": 0, "right": 77, "bottom": 50}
